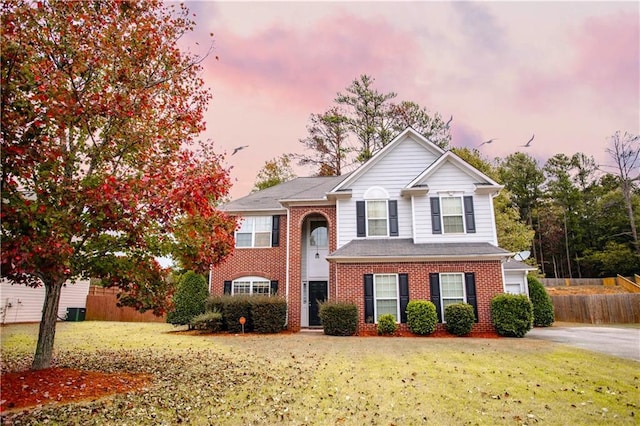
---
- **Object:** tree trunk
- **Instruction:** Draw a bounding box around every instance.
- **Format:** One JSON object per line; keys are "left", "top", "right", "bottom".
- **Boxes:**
{"left": 622, "top": 180, "right": 640, "bottom": 256}
{"left": 31, "top": 278, "right": 64, "bottom": 370}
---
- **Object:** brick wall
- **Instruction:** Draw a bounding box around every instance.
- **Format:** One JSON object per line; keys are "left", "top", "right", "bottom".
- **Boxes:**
{"left": 211, "top": 214, "right": 288, "bottom": 297}
{"left": 332, "top": 260, "right": 504, "bottom": 334}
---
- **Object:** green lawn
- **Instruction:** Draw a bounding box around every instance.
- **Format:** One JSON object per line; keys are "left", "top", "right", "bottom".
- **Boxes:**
{"left": 1, "top": 322, "right": 638, "bottom": 425}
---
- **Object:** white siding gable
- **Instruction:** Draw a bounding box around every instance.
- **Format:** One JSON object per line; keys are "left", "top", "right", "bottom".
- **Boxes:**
{"left": 337, "top": 135, "right": 440, "bottom": 247}
{"left": 413, "top": 160, "right": 498, "bottom": 244}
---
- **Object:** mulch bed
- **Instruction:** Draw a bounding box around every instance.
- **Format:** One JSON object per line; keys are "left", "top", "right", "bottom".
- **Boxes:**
{"left": 0, "top": 368, "right": 151, "bottom": 413}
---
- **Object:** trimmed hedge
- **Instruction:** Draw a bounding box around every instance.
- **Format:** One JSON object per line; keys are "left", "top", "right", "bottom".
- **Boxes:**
{"left": 444, "top": 303, "right": 475, "bottom": 336}
{"left": 319, "top": 301, "right": 358, "bottom": 336}
{"left": 222, "top": 296, "right": 253, "bottom": 333}
{"left": 491, "top": 294, "right": 533, "bottom": 337}
{"left": 406, "top": 300, "right": 437, "bottom": 335}
{"left": 377, "top": 314, "right": 398, "bottom": 335}
{"left": 166, "top": 271, "right": 209, "bottom": 328}
{"left": 528, "top": 276, "right": 555, "bottom": 327}
{"left": 251, "top": 297, "right": 287, "bottom": 333}
{"left": 191, "top": 311, "right": 223, "bottom": 333}
{"left": 204, "top": 295, "right": 288, "bottom": 333}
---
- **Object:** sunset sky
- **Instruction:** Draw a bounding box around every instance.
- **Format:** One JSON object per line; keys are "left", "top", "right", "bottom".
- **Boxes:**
{"left": 180, "top": 1, "right": 639, "bottom": 199}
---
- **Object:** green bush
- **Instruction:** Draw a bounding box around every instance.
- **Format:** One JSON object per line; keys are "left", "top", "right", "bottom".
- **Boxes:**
{"left": 251, "top": 296, "right": 287, "bottom": 333}
{"left": 319, "top": 301, "right": 358, "bottom": 336}
{"left": 528, "top": 276, "right": 555, "bottom": 327}
{"left": 490, "top": 294, "right": 533, "bottom": 337}
{"left": 377, "top": 314, "right": 398, "bottom": 335}
{"left": 222, "top": 296, "right": 253, "bottom": 333}
{"left": 444, "top": 303, "right": 475, "bottom": 336}
{"left": 406, "top": 300, "right": 437, "bottom": 335}
{"left": 191, "top": 310, "right": 223, "bottom": 333}
{"left": 166, "top": 271, "right": 209, "bottom": 328}
{"left": 205, "top": 296, "right": 227, "bottom": 330}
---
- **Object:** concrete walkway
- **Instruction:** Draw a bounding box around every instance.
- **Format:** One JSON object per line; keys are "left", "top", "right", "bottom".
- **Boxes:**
{"left": 526, "top": 326, "right": 640, "bottom": 362}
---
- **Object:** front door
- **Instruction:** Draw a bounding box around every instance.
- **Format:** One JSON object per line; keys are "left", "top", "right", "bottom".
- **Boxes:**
{"left": 309, "top": 281, "right": 327, "bottom": 326}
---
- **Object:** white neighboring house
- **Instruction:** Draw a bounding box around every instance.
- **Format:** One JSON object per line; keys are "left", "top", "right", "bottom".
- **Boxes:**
{"left": 0, "top": 279, "right": 90, "bottom": 324}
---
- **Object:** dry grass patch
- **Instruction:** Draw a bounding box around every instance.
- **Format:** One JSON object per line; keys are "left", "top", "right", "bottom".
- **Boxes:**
{"left": 1, "top": 322, "right": 638, "bottom": 425}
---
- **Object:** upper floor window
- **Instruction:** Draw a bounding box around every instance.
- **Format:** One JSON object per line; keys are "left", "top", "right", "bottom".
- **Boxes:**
{"left": 441, "top": 197, "right": 464, "bottom": 233}
{"left": 367, "top": 200, "right": 388, "bottom": 237}
{"left": 430, "top": 195, "right": 476, "bottom": 234}
{"left": 357, "top": 187, "right": 398, "bottom": 238}
{"left": 236, "top": 216, "right": 272, "bottom": 248}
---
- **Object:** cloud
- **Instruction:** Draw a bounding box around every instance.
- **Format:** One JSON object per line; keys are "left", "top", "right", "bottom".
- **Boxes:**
{"left": 203, "top": 12, "right": 424, "bottom": 112}
{"left": 516, "top": 12, "right": 639, "bottom": 113}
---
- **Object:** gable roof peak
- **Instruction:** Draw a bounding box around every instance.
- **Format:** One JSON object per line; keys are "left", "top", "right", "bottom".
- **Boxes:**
{"left": 330, "top": 126, "right": 445, "bottom": 192}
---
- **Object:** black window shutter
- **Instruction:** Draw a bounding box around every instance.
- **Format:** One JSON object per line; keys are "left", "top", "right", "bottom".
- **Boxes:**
{"left": 464, "top": 196, "right": 476, "bottom": 233}
{"left": 388, "top": 200, "right": 399, "bottom": 237}
{"left": 356, "top": 201, "right": 366, "bottom": 237}
{"left": 465, "top": 272, "right": 479, "bottom": 322}
{"left": 271, "top": 215, "right": 280, "bottom": 246}
{"left": 223, "top": 280, "right": 232, "bottom": 295}
{"left": 399, "top": 273, "right": 409, "bottom": 323}
{"left": 364, "top": 274, "right": 374, "bottom": 323}
{"left": 430, "top": 197, "right": 442, "bottom": 234}
{"left": 270, "top": 280, "right": 278, "bottom": 295}
{"left": 429, "top": 273, "right": 442, "bottom": 322}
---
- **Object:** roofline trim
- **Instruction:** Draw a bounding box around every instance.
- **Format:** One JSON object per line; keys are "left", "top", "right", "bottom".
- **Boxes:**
{"left": 326, "top": 253, "right": 513, "bottom": 263}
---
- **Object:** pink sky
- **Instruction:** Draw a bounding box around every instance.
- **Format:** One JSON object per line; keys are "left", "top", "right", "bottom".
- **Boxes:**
{"left": 180, "top": 1, "right": 639, "bottom": 199}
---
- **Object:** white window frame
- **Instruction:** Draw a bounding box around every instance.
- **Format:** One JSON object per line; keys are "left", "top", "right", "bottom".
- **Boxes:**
{"left": 373, "top": 273, "right": 399, "bottom": 322}
{"left": 364, "top": 187, "right": 390, "bottom": 238}
{"left": 440, "top": 195, "right": 465, "bottom": 234}
{"left": 366, "top": 200, "right": 389, "bottom": 237}
{"left": 440, "top": 272, "right": 466, "bottom": 322}
{"left": 232, "top": 276, "right": 271, "bottom": 296}
{"left": 235, "top": 216, "right": 272, "bottom": 248}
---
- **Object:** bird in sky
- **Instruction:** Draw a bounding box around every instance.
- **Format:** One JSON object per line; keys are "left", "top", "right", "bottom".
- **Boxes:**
{"left": 522, "top": 134, "right": 535, "bottom": 147}
{"left": 445, "top": 115, "right": 453, "bottom": 128}
{"left": 231, "top": 145, "right": 249, "bottom": 155}
{"left": 479, "top": 138, "right": 496, "bottom": 147}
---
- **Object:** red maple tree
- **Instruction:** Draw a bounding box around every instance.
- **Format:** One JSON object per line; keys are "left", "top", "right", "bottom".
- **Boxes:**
{"left": 1, "top": 0, "right": 236, "bottom": 369}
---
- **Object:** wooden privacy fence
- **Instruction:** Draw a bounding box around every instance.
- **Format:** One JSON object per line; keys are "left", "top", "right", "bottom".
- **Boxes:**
{"left": 551, "top": 294, "right": 640, "bottom": 324}
{"left": 85, "top": 286, "right": 165, "bottom": 323}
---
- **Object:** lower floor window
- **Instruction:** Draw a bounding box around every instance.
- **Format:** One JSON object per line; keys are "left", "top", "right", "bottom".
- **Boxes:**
{"left": 440, "top": 273, "right": 465, "bottom": 321}
{"left": 233, "top": 277, "right": 270, "bottom": 296}
{"left": 375, "top": 274, "right": 398, "bottom": 322}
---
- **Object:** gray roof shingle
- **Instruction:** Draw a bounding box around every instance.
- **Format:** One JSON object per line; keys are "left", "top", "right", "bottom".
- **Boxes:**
{"left": 221, "top": 175, "right": 347, "bottom": 213}
{"left": 327, "top": 238, "right": 511, "bottom": 262}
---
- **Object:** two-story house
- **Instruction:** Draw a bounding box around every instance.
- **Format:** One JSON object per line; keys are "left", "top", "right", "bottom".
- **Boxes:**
{"left": 211, "top": 128, "right": 531, "bottom": 334}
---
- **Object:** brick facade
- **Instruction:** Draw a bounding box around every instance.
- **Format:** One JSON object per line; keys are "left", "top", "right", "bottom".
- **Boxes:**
{"left": 332, "top": 260, "right": 504, "bottom": 334}
{"left": 210, "top": 214, "right": 287, "bottom": 296}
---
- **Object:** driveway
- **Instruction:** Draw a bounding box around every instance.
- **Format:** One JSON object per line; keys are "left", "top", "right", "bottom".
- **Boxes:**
{"left": 526, "top": 325, "right": 640, "bottom": 362}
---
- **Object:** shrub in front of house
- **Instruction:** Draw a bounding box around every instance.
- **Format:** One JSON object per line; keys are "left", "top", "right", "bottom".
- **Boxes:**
{"left": 406, "top": 300, "right": 437, "bottom": 335}
{"left": 444, "top": 303, "right": 475, "bottom": 336}
{"left": 222, "top": 295, "right": 253, "bottom": 333}
{"left": 377, "top": 314, "right": 398, "bottom": 335}
{"left": 319, "top": 301, "right": 358, "bottom": 336}
{"left": 191, "top": 310, "right": 223, "bottom": 333}
{"left": 528, "top": 276, "right": 555, "bottom": 327}
{"left": 490, "top": 294, "right": 533, "bottom": 337}
{"left": 205, "top": 296, "right": 227, "bottom": 330}
{"left": 166, "top": 271, "right": 209, "bottom": 328}
{"left": 251, "top": 296, "right": 287, "bottom": 333}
